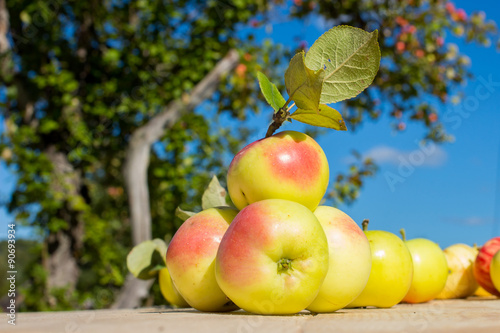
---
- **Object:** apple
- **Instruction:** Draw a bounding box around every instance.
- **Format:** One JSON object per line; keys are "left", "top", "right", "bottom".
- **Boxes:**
{"left": 166, "top": 207, "right": 239, "bottom": 312}
{"left": 158, "top": 267, "right": 189, "bottom": 308}
{"left": 306, "top": 206, "right": 372, "bottom": 313}
{"left": 473, "top": 237, "right": 500, "bottom": 297}
{"left": 347, "top": 220, "right": 413, "bottom": 308}
{"left": 400, "top": 230, "right": 448, "bottom": 303}
{"left": 475, "top": 286, "right": 492, "bottom": 297}
{"left": 215, "top": 199, "right": 329, "bottom": 315}
{"left": 491, "top": 250, "right": 500, "bottom": 293}
{"left": 436, "top": 244, "right": 479, "bottom": 299}
{"left": 227, "top": 130, "right": 329, "bottom": 211}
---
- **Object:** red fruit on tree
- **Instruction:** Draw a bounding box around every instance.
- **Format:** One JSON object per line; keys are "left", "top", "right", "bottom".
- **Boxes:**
{"left": 235, "top": 64, "right": 247, "bottom": 78}
{"left": 396, "top": 41, "right": 405, "bottom": 53}
{"left": 436, "top": 36, "right": 445, "bottom": 47}
{"left": 445, "top": 2, "right": 455, "bottom": 14}
{"left": 456, "top": 8, "right": 467, "bottom": 21}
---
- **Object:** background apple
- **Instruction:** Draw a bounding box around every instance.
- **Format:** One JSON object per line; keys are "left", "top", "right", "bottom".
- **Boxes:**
{"left": 227, "top": 130, "right": 329, "bottom": 211}
{"left": 307, "top": 206, "right": 371, "bottom": 313}
{"left": 491, "top": 250, "right": 500, "bottom": 293}
{"left": 166, "top": 207, "right": 239, "bottom": 312}
{"left": 437, "top": 244, "right": 479, "bottom": 299}
{"left": 158, "top": 267, "right": 189, "bottom": 308}
{"left": 215, "top": 199, "right": 329, "bottom": 315}
{"left": 401, "top": 231, "right": 448, "bottom": 303}
{"left": 475, "top": 286, "right": 493, "bottom": 297}
{"left": 473, "top": 237, "right": 500, "bottom": 297}
{"left": 347, "top": 220, "right": 413, "bottom": 308}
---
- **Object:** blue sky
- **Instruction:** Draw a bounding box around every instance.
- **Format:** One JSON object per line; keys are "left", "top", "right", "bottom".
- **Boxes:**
{"left": 1, "top": 0, "right": 500, "bottom": 247}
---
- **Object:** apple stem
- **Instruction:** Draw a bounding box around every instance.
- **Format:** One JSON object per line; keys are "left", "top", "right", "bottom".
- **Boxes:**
{"left": 265, "top": 107, "right": 290, "bottom": 138}
{"left": 362, "top": 219, "right": 369, "bottom": 231}
{"left": 400, "top": 228, "right": 406, "bottom": 241}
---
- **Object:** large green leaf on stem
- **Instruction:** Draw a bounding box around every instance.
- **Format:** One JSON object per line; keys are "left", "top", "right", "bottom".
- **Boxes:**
{"left": 290, "top": 104, "right": 347, "bottom": 130}
{"left": 257, "top": 71, "right": 286, "bottom": 112}
{"left": 201, "top": 175, "right": 229, "bottom": 210}
{"left": 285, "top": 51, "right": 325, "bottom": 111}
{"left": 305, "top": 26, "right": 380, "bottom": 104}
{"left": 127, "top": 238, "right": 168, "bottom": 280}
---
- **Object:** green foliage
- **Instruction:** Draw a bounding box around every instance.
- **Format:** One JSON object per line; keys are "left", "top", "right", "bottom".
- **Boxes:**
{"left": 290, "top": 104, "right": 347, "bottom": 130}
{"left": 256, "top": 71, "right": 286, "bottom": 112}
{"left": 305, "top": 26, "right": 380, "bottom": 104}
{"left": 284, "top": 51, "right": 325, "bottom": 111}
{"left": 201, "top": 175, "right": 230, "bottom": 210}
{"left": 127, "top": 239, "right": 167, "bottom": 280}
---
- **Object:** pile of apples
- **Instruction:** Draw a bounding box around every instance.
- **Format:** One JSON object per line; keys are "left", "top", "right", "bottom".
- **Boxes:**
{"left": 164, "top": 130, "right": 500, "bottom": 314}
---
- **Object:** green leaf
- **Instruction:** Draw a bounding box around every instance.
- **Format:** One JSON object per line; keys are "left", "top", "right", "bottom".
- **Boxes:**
{"left": 175, "top": 206, "right": 196, "bottom": 222}
{"left": 256, "top": 71, "right": 286, "bottom": 112}
{"left": 39, "top": 119, "right": 59, "bottom": 134}
{"left": 201, "top": 175, "right": 229, "bottom": 210}
{"left": 126, "top": 238, "right": 168, "bottom": 280}
{"left": 290, "top": 104, "right": 347, "bottom": 131}
{"left": 285, "top": 51, "right": 324, "bottom": 112}
{"left": 305, "top": 26, "right": 380, "bottom": 104}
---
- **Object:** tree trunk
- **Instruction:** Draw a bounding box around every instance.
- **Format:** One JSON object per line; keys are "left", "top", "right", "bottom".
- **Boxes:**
{"left": 43, "top": 146, "right": 85, "bottom": 306}
{"left": 113, "top": 49, "right": 239, "bottom": 309}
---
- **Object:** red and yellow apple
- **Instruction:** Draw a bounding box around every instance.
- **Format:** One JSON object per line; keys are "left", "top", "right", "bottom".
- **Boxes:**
{"left": 307, "top": 206, "right": 371, "bottom": 313}
{"left": 227, "top": 131, "right": 329, "bottom": 211}
{"left": 491, "top": 250, "right": 500, "bottom": 293}
{"left": 401, "top": 232, "right": 448, "bottom": 303}
{"left": 215, "top": 199, "right": 329, "bottom": 315}
{"left": 436, "top": 244, "right": 479, "bottom": 299}
{"left": 347, "top": 221, "right": 413, "bottom": 308}
{"left": 166, "top": 207, "right": 239, "bottom": 312}
{"left": 473, "top": 237, "right": 500, "bottom": 297}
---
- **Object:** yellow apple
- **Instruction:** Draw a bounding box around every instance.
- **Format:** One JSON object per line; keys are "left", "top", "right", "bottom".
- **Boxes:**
{"left": 307, "top": 206, "right": 371, "bottom": 313}
{"left": 347, "top": 220, "right": 413, "bottom": 308}
{"left": 436, "top": 244, "right": 478, "bottom": 299}
{"left": 475, "top": 286, "right": 492, "bottom": 297}
{"left": 227, "top": 131, "right": 329, "bottom": 211}
{"left": 215, "top": 199, "right": 329, "bottom": 315}
{"left": 158, "top": 267, "right": 189, "bottom": 308}
{"left": 491, "top": 250, "right": 500, "bottom": 293}
{"left": 401, "top": 231, "right": 448, "bottom": 303}
{"left": 166, "top": 207, "right": 239, "bottom": 312}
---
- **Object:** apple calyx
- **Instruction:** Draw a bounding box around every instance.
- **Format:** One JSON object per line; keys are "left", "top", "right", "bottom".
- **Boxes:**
{"left": 277, "top": 258, "right": 294, "bottom": 274}
{"left": 400, "top": 229, "right": 407, "bottom": 241}
{"left": 362, "top": 219, "right": 369, "bottom": 231}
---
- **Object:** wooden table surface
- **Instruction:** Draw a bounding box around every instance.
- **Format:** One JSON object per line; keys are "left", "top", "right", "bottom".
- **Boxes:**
{"left": 3, "top": 297, "right": 500, "bottom": 333}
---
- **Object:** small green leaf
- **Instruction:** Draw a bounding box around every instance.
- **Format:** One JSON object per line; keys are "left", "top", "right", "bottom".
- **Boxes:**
{"left": 175, "top": 207, "right": 196, "bottom": 222}
{"left": 256, "top": 71, "right": 286, "bottom": 112}
{"left": 39, "top": 119, "right": 59, "bottom": 134}
{"left": 290, "top": 104, "right": 347, "bottom": 131}
{"left": 152, "top": 238, "right": 168, "bottom": 265}
{"left": 201, "top": 175, "right": 229, "bottom": 210}
{"left": 305, "top": 26, "right": 380, "bottom": 103}
{"left": 127, "top": 239, "right": 168, "bottom": 280}
{"left": 285, "top": 51, "right": 324, "bottom": 112}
